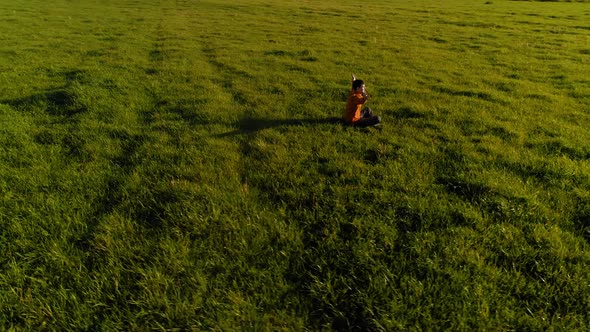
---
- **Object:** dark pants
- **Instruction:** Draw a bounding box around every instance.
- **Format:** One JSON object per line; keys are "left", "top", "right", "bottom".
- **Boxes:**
{"left": 354, "top": 107, "right": 381, "bottom": 127}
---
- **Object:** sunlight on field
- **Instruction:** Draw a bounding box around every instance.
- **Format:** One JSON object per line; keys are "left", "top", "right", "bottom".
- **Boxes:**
{"left": 1, "top": 0, "right": 589, "bottom": 329}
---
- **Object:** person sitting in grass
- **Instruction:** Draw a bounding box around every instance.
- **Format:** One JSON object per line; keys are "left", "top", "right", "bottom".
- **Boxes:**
{"left": 343, "top": 74, "right": 381, "bottom": 127}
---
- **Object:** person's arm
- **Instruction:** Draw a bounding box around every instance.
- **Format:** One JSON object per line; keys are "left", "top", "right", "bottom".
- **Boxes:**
{"left": 355, "top": 93, "right": 368, "bottom": 105}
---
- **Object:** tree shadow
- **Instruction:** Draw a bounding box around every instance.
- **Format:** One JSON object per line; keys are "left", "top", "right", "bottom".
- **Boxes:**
{"left": 215, "top": 116, "right": 343, "bottom": 137}
{"left": 2, "top": 88, "right": 86, "bottom": 117}
{"left": 2, "top": 69, "right": 88, "bottom": 117}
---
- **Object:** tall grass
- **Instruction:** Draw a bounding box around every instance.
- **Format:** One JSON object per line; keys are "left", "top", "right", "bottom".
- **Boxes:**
{"left": 1, "top": 0, "right": 589, "bottom": 329}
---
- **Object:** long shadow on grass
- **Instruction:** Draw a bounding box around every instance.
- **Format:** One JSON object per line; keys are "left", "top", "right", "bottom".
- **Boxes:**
{"left": 3, "top": 69, "right": 89, "bottom": 118}
{"left": 2, "top": 89, "right": 87, "bottom": 118}
{"left": 215, "top": 116, "right": 343, "bottom": 137}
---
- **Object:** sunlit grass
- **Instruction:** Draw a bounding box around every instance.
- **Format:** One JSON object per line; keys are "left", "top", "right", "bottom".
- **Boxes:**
{"left": 1, "top": 0, "right": 590, "bottom": 329}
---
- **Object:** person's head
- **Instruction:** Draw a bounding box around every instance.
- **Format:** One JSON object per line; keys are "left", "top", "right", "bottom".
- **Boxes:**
{"left": 352, "top": 79, "right": 365, "bottom": 93}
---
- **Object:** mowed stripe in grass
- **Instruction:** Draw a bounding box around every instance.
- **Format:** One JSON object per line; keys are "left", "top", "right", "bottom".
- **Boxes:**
{"left": 1, "top": 0, "right": 590, "bottom": 330}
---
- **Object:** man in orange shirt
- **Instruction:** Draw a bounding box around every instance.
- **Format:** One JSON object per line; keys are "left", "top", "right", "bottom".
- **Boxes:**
{"left": 343, "top": 74, "right": 381, "bottom": 127}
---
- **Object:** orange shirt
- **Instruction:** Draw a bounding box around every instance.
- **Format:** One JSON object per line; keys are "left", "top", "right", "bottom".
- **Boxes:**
{"left": 343, "top": 90, "right": 366, "bottom": 124}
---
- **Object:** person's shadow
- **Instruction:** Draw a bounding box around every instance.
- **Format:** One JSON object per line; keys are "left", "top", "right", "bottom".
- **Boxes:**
{"left": 215, "top": 116, "right": 343, "bottom": 137}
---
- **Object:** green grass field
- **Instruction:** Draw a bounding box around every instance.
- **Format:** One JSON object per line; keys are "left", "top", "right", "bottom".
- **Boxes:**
{"left": 1, "top": 0, "right": 590, "bottom": 329}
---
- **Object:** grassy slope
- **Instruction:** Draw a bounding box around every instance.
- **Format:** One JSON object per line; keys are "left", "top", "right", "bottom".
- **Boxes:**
{"left": 1, "top": 0, "right": 590, "bottom": 329}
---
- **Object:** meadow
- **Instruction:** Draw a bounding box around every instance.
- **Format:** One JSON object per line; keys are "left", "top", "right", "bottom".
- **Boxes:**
{"left": 1, "top": 0, "right": 589, "bottom": 329}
